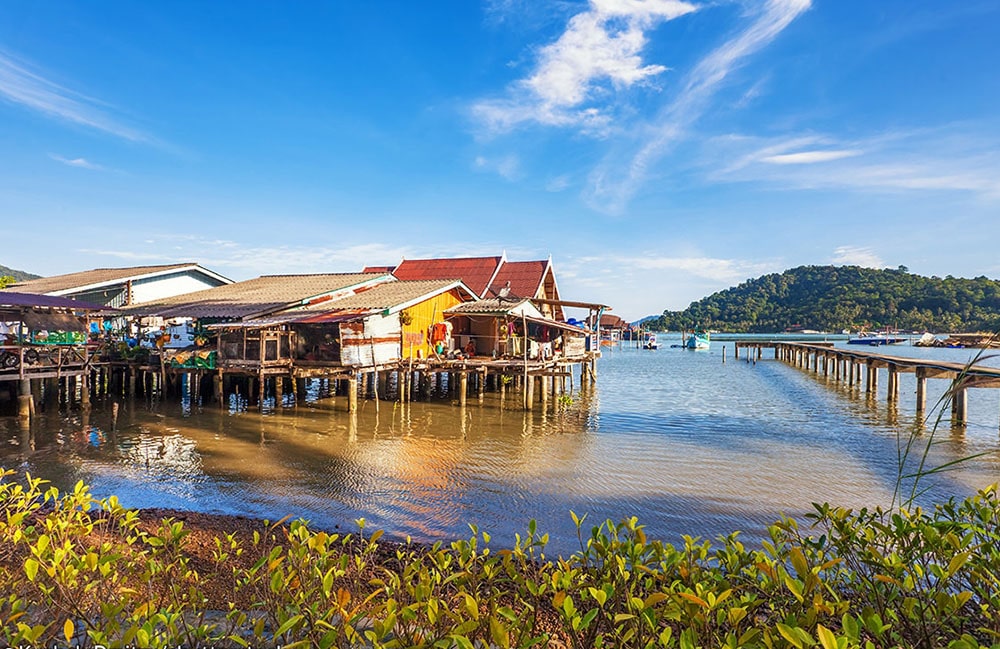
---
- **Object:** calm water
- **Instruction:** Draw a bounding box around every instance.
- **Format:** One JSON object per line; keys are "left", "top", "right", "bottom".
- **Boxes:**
{"left": 2, "top": 334, "right": 999, "bottom": 556}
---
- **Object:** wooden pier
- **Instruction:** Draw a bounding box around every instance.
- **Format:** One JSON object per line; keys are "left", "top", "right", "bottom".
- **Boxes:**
{"left": 734, "top": 341, "right": 1000, "bottom": 427}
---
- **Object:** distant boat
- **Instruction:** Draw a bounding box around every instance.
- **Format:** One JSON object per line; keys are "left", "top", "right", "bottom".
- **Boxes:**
{"left": 847, "top": 330, "right": 907, "bottom": 346}
{"left": 684, "top": 330, "right": 710, "bottom": 350}
{"left": 643, "top": 333, "right": 659, "bottom": 350}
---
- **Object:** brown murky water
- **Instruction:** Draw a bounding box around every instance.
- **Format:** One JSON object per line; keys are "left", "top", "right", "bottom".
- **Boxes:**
{"left": 2, "top": 336, "right": 999, "bottom": 555}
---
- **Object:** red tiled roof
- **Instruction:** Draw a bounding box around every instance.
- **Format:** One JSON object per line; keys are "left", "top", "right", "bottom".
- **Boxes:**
{"left": 362, "top": 265, "right": 396, "bottom": 274}
{"left": 392, "top": 256, "right": 503, "bottom": 298}
{"left": 489, "top": 260, "right": 548, "bottom": 300}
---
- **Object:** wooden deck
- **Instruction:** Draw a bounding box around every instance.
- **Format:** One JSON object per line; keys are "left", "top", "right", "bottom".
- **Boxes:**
{"left": 735, "top": 341, "right": 1000, "bottom": 427}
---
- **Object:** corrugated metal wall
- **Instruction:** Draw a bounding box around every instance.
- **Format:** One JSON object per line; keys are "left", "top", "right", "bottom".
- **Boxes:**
{"left": 400, "top": 290, "right": 465, "bottom": 359}
{"left": 340, "top": 314, "right": 402, "bottom": 366}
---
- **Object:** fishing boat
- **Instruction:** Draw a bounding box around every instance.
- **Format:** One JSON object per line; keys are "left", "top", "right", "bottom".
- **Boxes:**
{"left": 643, "top": 333, "right": 659, "bottom": 350}
{"left": 847, "top": 330, "right": 907, "bottom": 346}
{"left": 684, "top": 329, "right": 710, "bottom": 350}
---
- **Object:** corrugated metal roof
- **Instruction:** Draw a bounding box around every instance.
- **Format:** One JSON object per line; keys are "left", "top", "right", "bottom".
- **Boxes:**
{"left": 489, "top": 260, "right": 548, "bottom": 300}
{"left": 392, "top": 256, "right": 503, "bottom": 298}
{"left": 6, "top": 263, "right": 231, "bottom": 295}
{"left": 0, "top": 291, "right": 105, "bottom": 311}
{"left": 302, "top": 279, "right": 467, "bottom": 311}
{"left": 124, "top": 273, "right": 391, "bottom": 320}
{"left": 445, "top": 297, "right": 532, "bottom": 315}
{"left": 207, "top": 280, "right": 472, "bottom": 328}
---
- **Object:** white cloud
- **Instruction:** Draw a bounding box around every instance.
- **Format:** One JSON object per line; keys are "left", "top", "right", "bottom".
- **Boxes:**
{"left": 831, "top": 246, "right": 884, "bottom": 268}
{"left": 761, "top": 149, "right": 862, "bottom": 164}
{"left": 49, "top": 153, "right": 105, "bottom": 170}
{"left": 474, "top": 154, "right": 522, "bottom": 180}
{"left": 546, "top": 174, "right": 572, "bottom": 191}
{"left": 0, "top": 50, "right": 148, "bottom": 142}
{"left": 587, "top": 0, "right": 812, "bottom": 212}
{"left": 473, "top": 0, "right": 697, "bottom": 134}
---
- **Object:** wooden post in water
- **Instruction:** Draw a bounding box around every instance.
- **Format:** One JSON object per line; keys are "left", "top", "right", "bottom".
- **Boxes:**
{"left": 17, "top": 379, "right": 31, "bottom": 421}
{"left": 915, "top": 367, "right": 927, "bottom": 415}
{"left": 459, "top": 371, "right": 468, "bottom": 407}
{"left": 348, "top": 373, "right": 358, "bottom": 413}
{"left": 954, "top": 387, "right": 968, "bottom": 427}
{"left": 866, "top": 361, "right": 877, "bottom": 395}
{"left": 722, "top": 345, "right": 726, "bottom": 363}
{"left": 525, "top": 373, "right": 535, "bottom": 411}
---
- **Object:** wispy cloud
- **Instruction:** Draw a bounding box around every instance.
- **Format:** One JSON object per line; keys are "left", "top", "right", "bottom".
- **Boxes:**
{"left": 831, "top": 246, "right": 884, "bottom": 268}
{"left": 79, "top": 239, "right": 416, "bottom": 277}
{"left": 49, "top": 153, "right": 105, "bottom": 170}
{"left": 473, "top": 0, "right": 698, "bottom": 135}
{"left": 0, "top": 50, "right": 147, "bottom": 142}
{"left": 474, "top": 154, "right": 522, "bottom": 180}
{"left": 587, "top": 0, "right": 812, "bottom": 212}
{"left": 546, "top": 174, "right": 571, "bottom": 192}
{"left": 761, "top": 149, "right": 862, "bottom": 164}
{"left": 705, "top": 126, "right": 1000, "bottom": 199}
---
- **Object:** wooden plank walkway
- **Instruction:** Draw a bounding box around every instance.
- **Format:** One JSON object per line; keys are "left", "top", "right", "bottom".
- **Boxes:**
{"left": 734, "top": 341, "right": 1000, "bottom": 427}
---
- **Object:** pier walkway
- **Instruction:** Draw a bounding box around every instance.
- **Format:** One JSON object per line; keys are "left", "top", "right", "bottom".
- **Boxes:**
{"left": 734, "top": 341, "right": 1000, "bottom": 427}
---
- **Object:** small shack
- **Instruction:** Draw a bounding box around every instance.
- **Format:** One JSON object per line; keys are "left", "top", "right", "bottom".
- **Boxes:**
{"left": 444, "top": 298, "right": 589, "bottom": 360}
{"left": 217, "top": 279, "right": 477, "bottom": 372}
{"left": 0, "top": 291, "right": 105, "bottom": 417}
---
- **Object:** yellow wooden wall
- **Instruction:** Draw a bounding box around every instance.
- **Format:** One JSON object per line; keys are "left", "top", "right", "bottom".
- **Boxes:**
{"left": 400, "top": 289, "right": 466, "bottom": 359}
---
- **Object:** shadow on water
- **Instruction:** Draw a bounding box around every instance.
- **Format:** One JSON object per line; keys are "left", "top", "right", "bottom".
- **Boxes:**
{"left": 2, "top": 339, "right": 999, "bottom": 555}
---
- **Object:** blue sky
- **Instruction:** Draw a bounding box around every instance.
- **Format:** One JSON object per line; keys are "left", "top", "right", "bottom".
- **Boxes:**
{"left": 1, "top": 0, "right": 998, "bottom": 320}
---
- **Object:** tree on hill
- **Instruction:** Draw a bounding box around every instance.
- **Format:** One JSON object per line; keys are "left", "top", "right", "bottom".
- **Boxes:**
{"left": 652, "top": 265, "right": 1000, "bottom": 333}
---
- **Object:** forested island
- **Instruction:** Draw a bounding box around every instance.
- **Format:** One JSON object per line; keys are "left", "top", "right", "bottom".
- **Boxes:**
{"left": 652, "top": 265, "right": 1000, "bottom": 333}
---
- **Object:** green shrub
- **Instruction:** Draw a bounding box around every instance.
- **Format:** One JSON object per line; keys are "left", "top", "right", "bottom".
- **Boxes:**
{"left": 1, "top": 468, "right": 998, "bottom": 648}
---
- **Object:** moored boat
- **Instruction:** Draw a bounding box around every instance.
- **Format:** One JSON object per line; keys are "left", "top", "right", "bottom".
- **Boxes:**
{"left": 847, "top": 330, "right": 907, "bottom": 346}
{"left": 684, "top": 329, "right": 710, "bottom": 350}
{"left": 643, "top": 333, "right": 658, "bottom": 349}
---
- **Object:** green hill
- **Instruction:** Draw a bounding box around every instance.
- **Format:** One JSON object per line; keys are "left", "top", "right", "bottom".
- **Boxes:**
{"left": 0, "top": 263, "right": 41, "bottom": 287}
{"left": 653, "top": 265, "right": 1000, "bottom": 333}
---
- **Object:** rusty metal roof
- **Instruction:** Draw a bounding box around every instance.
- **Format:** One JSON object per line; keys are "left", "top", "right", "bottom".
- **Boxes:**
{"left": 124, "top": 273, "right": 392, "bottom": 320}
{"left": 6, "top": 263, "right": 232, "bottom": 295}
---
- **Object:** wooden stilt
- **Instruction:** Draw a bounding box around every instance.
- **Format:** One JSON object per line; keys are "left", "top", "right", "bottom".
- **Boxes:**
{"left": 348, "top": 373, "right": 358, "bottom": 413}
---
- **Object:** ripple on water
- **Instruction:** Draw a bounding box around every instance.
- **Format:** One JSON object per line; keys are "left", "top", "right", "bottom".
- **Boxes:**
{"left": 1, "top": 340, "right": 999, "bottom": 555}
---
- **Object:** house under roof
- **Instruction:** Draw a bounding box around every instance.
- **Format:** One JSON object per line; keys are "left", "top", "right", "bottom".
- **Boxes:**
{"left": 391, "top": 255, "right": 504, "bottom": 299}
{"left": 124, "top": 272, "right": 393, "bottom": 321}
{"left": 6, "top": 263, "right": 233, "bottom": 308}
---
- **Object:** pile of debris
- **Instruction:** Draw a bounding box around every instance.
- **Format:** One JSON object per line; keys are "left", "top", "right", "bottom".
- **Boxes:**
{"left": 914, "top": 332, "right": 1000, "bottom": 348}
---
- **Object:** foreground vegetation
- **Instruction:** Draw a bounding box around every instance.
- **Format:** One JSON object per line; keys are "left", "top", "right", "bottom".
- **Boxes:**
{"left": 1, "top": 470, "right": 998, "bottom": 648}
{"left": 654, "top": 265, "right": 1000, "bottom": 333}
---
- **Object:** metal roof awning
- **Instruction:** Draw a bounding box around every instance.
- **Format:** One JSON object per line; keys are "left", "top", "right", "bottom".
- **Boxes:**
{"left": 522, "top": 315, "right": 590, "bottom": 335}
{"left": 530, "top": 298, "right": 611, "bottom": 310}
{"left": 208, "top": 309, "right": 376, "bottom": 329}
{"left": 0, "top": 291, "right": 105, "bottom": 311}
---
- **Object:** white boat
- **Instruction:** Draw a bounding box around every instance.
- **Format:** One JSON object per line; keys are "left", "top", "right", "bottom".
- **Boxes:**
{"left": 643, "top": 333, "right": 658, "bottom": 349}
{"left": 847, "top": 330, "right": 907, "bottom": 346}
{"left": 684, "top": 330, "right": 710, "bottom": 350}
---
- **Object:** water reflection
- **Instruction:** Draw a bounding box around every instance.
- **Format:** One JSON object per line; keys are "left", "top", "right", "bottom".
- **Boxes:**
{"left": 2, "top": 337, "right": 999, "bottom": 556}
